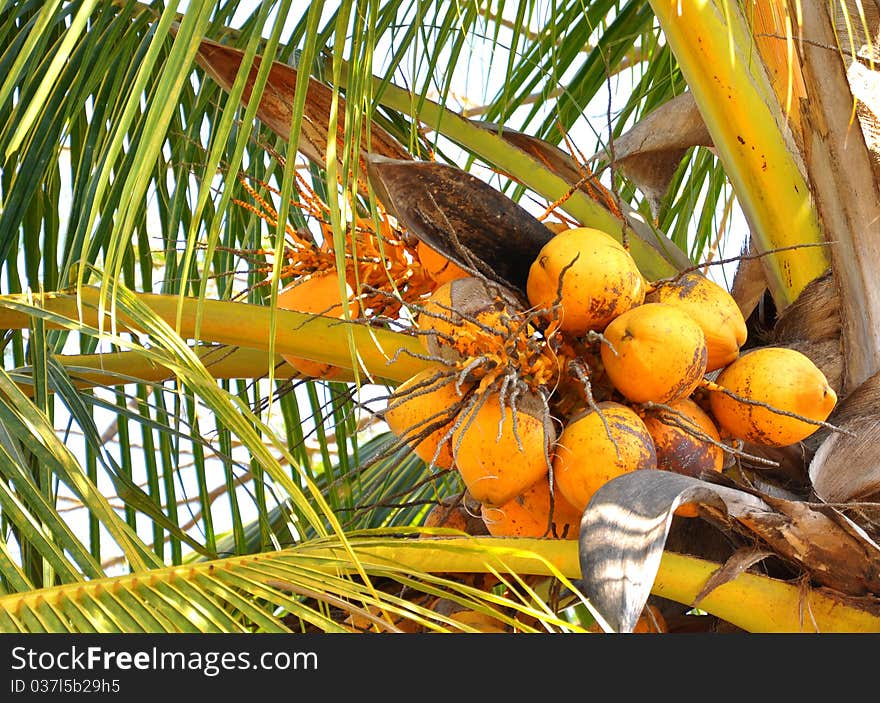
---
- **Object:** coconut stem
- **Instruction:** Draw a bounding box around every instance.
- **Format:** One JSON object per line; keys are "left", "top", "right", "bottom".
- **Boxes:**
{"left": 568, "top": 357, "right": 621, "bottom": 461}
{"left": 698, "top": 378, "right": 854, "bottom": 436}
{"left": 650, "top": 242, "right": 834, "bottom": 288}
{"left": 585, "top": 329, "right": 617, "bottom": 357}
{"left": 639, "top": 400, "right": 781, "bottom": 467}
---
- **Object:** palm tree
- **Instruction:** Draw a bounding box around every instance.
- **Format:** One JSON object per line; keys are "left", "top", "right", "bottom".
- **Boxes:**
{"left": 0, "top": 0, "right": 878, "bottom": 634}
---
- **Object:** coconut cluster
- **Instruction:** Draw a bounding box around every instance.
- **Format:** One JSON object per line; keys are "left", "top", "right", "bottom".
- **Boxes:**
{"left": 386, "top": 226, "right": 838, "bottom": 535}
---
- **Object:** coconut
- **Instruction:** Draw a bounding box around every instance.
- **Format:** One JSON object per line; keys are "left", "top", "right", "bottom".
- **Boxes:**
{"left": 384, "top": 369, "right": 469, "bottom": 470}
{"left": 642, "top": 398, "right": 724, "bottom": 478}
{"left": 600, "top": 302, "right": 708, "bottom": 404}
{"left": 452, "top": 389, "right": 554, "bottom": 507}
{"left": 416, "top": 239, "right": 470, "bottom": 285}
{"left": 276, "top": 272, "right": 359, "bottom": 379}
{"left": 642, "top": 397, "right": 725, "bottom": 518}
{"left": 526, "top": 226, "right": 646, "bottom": 334}
{"left": 646, "top": 271, "right": 747, "bottom": 371}
{"left": 480, "top": 476, "right": 582, "bottom": 539}
{"left": 553, "top": 401, "right": 657, "bottom": 513}
{"left": 422, "top": 493, "right": 488, "bottom": 535}
{"left": 417, "top": 276, "right": 523, "bottom": 363}
{"left": 708, "top": 346, "right": 838, "bottom": 447}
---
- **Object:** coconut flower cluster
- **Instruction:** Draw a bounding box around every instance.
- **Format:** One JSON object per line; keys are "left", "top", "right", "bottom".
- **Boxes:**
{"left": 234, "top": 173, "right": 454, "bottom": 378}
{"left": 385, "top": 225, "right": 839, "bottom": 536}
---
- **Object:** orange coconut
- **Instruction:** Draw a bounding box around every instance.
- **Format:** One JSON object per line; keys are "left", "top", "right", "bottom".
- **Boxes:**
{"left": 646, "top": 272, "right": 748, "bottom": 371}
{"left": 642, "top": 398, "right": 724, "bottom": 478}
{"left": 588, "top": 604, "right": 668, "bottom": 633}
{"left": 480, "top": 476, "right": 583, "bottom": 539}
{"left": 452, "top": 390, "right": 553, "bottom": 507}
{"left": 416, "top": 240, "right": 470, "bottom": 285}
{"left": 417, "top": 276, "right": 522, "bottom": 363}
{"left": 384, "top": 369, "right": 469, "bottom": 470}
{"left": 422, "top": 494, "right": 487, "bottom": 534}
{"left": 526, "top": 226, "right": 646, "bottom": 334}
{"left": 642, "top": 397, "right": 725, "bottom": 518}
{"left": 708, "top": 346, "right": 837, "bottom": 447}
{"left": 600, "top": 302, "right": 708, "bottom": 404}
{"left": 276, "top": 272, "right": 359, "bottom": 379}
{"left": 553, "top": 401, "right": 657, "bottom": 513}
{"left": 633, "top": 605, "right": 669, "bottom": 633}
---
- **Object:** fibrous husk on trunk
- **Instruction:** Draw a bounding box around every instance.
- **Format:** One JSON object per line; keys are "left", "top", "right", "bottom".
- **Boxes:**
{"left": 771, "top": 268, "right": 844, "bottom": 398}
{"left": 772, "top": 269, "right": 841, "bottom": 346}
{"left": 833, "top": 1, "right": 880, "bottom": 182}
{"left": 810, "top": 370, "right": 880, "bottom": 542}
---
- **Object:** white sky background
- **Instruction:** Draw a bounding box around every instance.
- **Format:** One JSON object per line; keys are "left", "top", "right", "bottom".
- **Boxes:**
{"left": 40, "top": 1, "right": 749, "bottom": 573}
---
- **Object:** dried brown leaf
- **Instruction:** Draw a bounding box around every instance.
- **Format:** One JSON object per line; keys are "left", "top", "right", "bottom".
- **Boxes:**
{"left": 591, "top": 92, "right": 714, "bottom": 215}
{"left": 192, "top": 37, "right": 411, "bottom": 192}
{"left": 692, "top": 546, "right": 776, "bottom": 607}
{"left": 729, "top": 240, "right": 769, "bottom": 322}
{"left": 810, "top": 370, "right": 880, "bottom": 505}
{"left": 365, "top": 154, "right": 555, "bottom": 297}
{"left": 577, "top": 469, "right": 880, "bottom": 632}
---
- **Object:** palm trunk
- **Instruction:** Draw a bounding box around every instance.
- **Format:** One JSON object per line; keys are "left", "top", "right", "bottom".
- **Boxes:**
{"left": 795, "top": 1, "right": 880, "bottom": 396}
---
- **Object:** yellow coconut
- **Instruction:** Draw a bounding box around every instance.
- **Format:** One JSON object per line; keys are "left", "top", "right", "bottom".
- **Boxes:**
{"left": 276, "top": 272, "right": 359, "bottom": 379}
{"left": 384, "top": 369, "right": 469, "bottom": 470}
{"left": 600, "top": 302, "right": 708, "bottom": 404}
{"left": 452, "top": 390, "right": 553, "bottom": 507}
{"left": 708, "top": 346, "right": 837, "bottom": 447}
{"left": 480, "top": 476, "right": 582, "bottom": 539}
{"left": 526, "top": 226, "right": 646, "bottom": 335}
{"left": 646, "top": 272, "right": 748, "bottom": 371}
{"left": 553, "top": 401, "right": 657, "bottom": 513}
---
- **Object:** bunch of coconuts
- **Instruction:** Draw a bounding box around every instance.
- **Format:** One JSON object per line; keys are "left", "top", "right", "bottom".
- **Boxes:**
{"left": 385, "top": 226, "right": 838, "bottom": 536}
